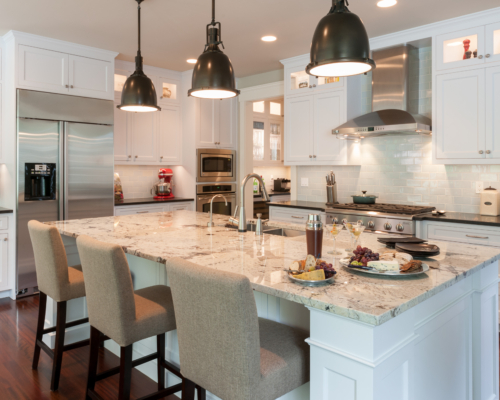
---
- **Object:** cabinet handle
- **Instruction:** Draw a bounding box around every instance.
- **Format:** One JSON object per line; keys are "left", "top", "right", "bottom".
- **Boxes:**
{"left": 466, "top": 234, "right": 488, "bottom": 239}
{"left": 478, "top": 55, "right": 483, "bottom": 59}
{"left": 486, "top": 54, "right": 491, "bottom": 58}
{"left": 486, "top": 150, "right": 491, "bottom": 154}
{"left": 65, "top": 85, "right": 69, "bottom": 88}
{"left": 135, "top": 155, "right": 138, "bottom": 158}
{"left": 479, "top": 150, "right": 484, "bottom": 154}
{"left": 137, "top": 211, "right": 149, "bottom": 214}
{"left": 291, "top": 216, "right": 305, "bottom": 219}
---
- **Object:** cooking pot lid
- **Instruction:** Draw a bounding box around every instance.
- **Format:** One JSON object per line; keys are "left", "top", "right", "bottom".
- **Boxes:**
{"left": 484, "top": 186, "right": 497, "bottom": 191}
{"left": 351, "top": 194, "right": 377, "bottom": 198}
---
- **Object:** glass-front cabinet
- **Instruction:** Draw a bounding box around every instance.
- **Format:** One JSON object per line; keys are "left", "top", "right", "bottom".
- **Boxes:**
{"left": 437, "top": 23, "right": 500, "bottom": 71}
{"left": 286, "top": 65, "right": 343, "bottom": 97}
{"left": 253, "top": 100, "right": 284, "bottom": 166}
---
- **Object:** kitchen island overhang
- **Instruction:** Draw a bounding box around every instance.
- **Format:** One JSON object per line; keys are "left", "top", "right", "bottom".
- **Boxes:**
{"left": 45, "top": 211, "right": 499, "bottom": 400}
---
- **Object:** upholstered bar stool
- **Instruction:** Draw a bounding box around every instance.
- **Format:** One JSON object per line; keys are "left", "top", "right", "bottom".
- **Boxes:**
{"left": 28, "top": 220, "right": 92, "bottom": 391}
{"left": 76, "top": 235, "right": 197, "bottom": 400}
{"left": 166, "top": 258, "right": 310, "bottom": 400}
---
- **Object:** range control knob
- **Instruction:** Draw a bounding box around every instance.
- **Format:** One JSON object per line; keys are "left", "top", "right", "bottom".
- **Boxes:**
{"left": 333, "top": 217, "right": 339, "bottom": 224}
{"left": 384, "top": 222, "right": 392, "bottom": 230}
{"left": 396, "top": 223, "right": 404, "bottom": 232}
{"left": 367, "top": 221, "right": 375, "bottom": 229}
{"left": 357, "top": 220, "right": 364, "bottom": 226}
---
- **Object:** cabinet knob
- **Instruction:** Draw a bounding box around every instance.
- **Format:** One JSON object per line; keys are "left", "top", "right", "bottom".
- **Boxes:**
{"left": 479, "top": 150, "right": 484, "bottom": 154}
{"left": 486, "top": 54, "right": 491, "bottom": 58}
{"left": 160, "top": 96, "right": 163, "bottom": 99}
{"left": 478, "top": 55, "right": 483, "bottom": 59}
{"left": 135, "top": 155, "right": 138, "bottom": 158}
{"left": 128, "top": 155, "right": 132, "bottom": 158}
{"left": 70, "top": 85, "right": 74, "bottom": 89}
{"left": 309, "top": 85, "right": 312, "bottom": 89}
{"left": 160, "top": 156, "right": 164, "bottom": 160}
{"left": 486, "top": 150, "right": 491, "bottom": 154}
{"left": 313, "top": 155, "right": 316, "bottom": 158}
{"left": 3, "top": 238, "right": 7, "bottom": 242}
{"left": 309, "top": 155, "right": 312, "bottom": 158}
{"left": 65, "top": 85, "right": 69, "bottom": 88}
{"left": 312, "top": 84, "right": 316, "bottom": 88}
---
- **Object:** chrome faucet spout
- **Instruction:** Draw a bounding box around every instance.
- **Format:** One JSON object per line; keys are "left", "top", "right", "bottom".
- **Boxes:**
{"left": 207, "top": 194, "right": 228, "bottom": 227}
{"left": 236, "top": 173, "right": 270, "bottom": 232}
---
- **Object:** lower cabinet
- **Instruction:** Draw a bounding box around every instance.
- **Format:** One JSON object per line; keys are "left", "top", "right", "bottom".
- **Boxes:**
{"left": 0, "top": 232, "right": 8, "bottom": 291}
{"left": 0, "top": 214, "right": 12, "bottom": 295}
{"left": 269, "top": 206, "right": 326, "bottom": 224}
{"left": 114, "top": 202, "right": 193, "bottom": 216}
{"left": 417, "top": 220, "right": 500, "bottom": 247}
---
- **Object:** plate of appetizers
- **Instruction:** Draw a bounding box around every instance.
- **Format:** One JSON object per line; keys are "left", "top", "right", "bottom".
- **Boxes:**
{"left": 339, "top": 246, "right": 429, "bottom": 277}
{"left": 286, "top": 255, "right": 337, "bottom": 287}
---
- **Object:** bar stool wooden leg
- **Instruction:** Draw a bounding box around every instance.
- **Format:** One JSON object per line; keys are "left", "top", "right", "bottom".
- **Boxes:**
{"left": 119, "top": 344, "right": 133, "bottom": 400}
{"left": 85, "top": 326, "right": 101, "bottom": 400}
{"left": 157, "top": 333, "right": 165, "bottom": 391}
{"left": 196, "top": 385, "right": 207, "bottom": 400}
{"left": 182, "top": 378, "right": 196, "bottom": 400}
{"left": 32, "top": 292, "right": 47, "bottom": 370}
{"left": 50, "top": 300, "right": 67, "bottom": 391}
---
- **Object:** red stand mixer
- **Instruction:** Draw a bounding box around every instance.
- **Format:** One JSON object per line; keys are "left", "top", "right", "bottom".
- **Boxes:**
{"left": 151, "top": 168, "right": 174, "bottom": 200}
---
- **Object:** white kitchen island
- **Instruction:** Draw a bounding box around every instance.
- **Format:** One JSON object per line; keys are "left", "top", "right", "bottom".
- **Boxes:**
{"left": 46, "top": 210, "right": 499, "bottom": 400}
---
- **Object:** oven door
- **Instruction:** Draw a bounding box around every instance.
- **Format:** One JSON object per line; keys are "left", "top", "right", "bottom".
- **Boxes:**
{"left": 196, "top": 193, "right": 236, "bottom": 217}
{"left": 197, "top": 149, "right": 236, "bottom": 182}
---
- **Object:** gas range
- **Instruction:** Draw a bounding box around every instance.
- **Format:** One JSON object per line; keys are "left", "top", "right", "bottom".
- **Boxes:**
{"left": 325, "top": 203, "right": 436, "bottom": 236}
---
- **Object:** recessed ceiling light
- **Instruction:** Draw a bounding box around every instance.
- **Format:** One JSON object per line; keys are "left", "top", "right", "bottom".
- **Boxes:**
{"left": 377, "top": 0, "right": 397, "bottom": 7}
{"left": 261, "top": 36, "right": 277, "bottom": 42}
{"left": 187, "top": 59, "right": 197, "bottom": 64}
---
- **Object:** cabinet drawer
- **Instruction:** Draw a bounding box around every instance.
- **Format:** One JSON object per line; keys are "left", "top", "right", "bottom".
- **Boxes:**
{"left": 0, "top": 216, "right": 9, "bottom": 230}
{"left": 427, "top": 223, "right": 500, "bottom": 247}
{"left": 269, "top": 207, "right": 325, "bottom": 224}
{"left": 169, "top": 202, "right": 193, "bottom": 212}
{"left": 114, "top": 205, "right": 166, "bottom": 216}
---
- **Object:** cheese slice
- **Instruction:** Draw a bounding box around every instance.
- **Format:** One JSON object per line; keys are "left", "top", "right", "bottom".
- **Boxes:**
{"left": 294, "top": 269, "right": 326, "bottom": 281}
{"left": 367, "top": 260, "right": 400, "bottom": 272}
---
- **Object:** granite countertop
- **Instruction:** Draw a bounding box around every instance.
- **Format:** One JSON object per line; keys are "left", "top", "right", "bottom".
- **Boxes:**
{"left": 115, "top": 197, "right": 194, "bottom": 207}
{"left": 267, "top": 200, "right": 327, "bottom": 211}
{"left": 0, "top": 207, "right": 13, "bottom": 214}
{"left": 47, "top": 210, "right": 500, "bottom": 326}
{"left": 414, "top": 211, "right": 500, "bottom": 227}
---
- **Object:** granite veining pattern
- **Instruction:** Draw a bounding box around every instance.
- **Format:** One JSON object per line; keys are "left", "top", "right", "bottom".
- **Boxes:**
{"left": 48, "top": 211, "right": 500, "bottom": 326}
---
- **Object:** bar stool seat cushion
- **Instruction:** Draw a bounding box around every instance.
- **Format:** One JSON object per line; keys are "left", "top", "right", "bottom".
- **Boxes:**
{"left": 66, "top": 265, "right": 86, "bottom": 301}
{"left": 256, "top": 318, "right": 309, "bottom": 400}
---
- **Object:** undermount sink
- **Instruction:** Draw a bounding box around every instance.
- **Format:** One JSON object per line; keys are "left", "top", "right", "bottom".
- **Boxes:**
{"left": 227, "top": 223, "right": 305, "bottom": 237}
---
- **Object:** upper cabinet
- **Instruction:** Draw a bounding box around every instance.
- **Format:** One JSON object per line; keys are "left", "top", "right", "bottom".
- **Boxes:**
{"left": 17, "top": 45, "right": 114, "bottom": 100}
{"left": 286, "top": 64, "right": 344, "bottom": 98}
{"left": 195, "top": 98, "right": 237, "bottom": 149}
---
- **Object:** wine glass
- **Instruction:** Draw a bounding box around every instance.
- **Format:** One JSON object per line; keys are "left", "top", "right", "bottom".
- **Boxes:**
{"left": 352, "top": 224, "right": 366, "bottom": 249}
{"left": 344, "top": 221, "right": 359, "bottom": 252}
{"left": 325, "top": 224, "right": 344, "bottom": 263}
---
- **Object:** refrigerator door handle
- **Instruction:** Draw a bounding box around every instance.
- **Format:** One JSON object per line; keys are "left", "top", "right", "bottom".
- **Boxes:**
{"left": 63, "top": 122, "right": 69, "bottom": 221}
{"left": 58, "top": 121, "right": 65, "bottom": 221}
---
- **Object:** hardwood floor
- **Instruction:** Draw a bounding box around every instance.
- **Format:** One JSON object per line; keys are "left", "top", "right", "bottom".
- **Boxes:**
{"left": 0, "top": 295, "right": 178, "bottom": 400}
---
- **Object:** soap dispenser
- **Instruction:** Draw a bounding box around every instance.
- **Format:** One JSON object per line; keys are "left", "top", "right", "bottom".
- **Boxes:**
{"left": 480, "top": 186, "right": 500, "bottom": 216}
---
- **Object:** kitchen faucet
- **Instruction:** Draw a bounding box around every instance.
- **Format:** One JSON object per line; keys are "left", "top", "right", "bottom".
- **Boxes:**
{"left": 228, "top": 173, "right": 270, "bottom": 232}
{"left": 207, "top": 194, "right": 228, "bottom": 227}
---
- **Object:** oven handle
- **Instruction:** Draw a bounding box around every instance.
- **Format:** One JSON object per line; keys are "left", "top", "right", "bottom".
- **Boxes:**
{"left": 198, "top": 195, "right": 236, "bottom": 201}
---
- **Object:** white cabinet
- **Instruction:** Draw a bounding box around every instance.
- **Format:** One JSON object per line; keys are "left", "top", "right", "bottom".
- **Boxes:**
{"left": 269, "top": 206, "right": 325, "bottom": 224}
{"left": 196, "top": 98, "right": 237, "bottom": 149}
{"left": 486, "top": 66, "right": 500, "bottom": 159}
{"left": 113, "top": 94, "right": 131, "bottom": 162}
{"left": 18, "top": 45, "right": 113, "bottom": 99}
{"left": 285, "top": 63, "right": 344, "bottom": 98}
{"left": 435, "top": 69, "right": 485, "bottom": 159}
{"left": 114, "top": 201, "right": 193, "bottom": 216}
{"left": 286, "top": 95, "right": 314, "bottom": 163}
{"left": 170, "top": 202, "right": 192, "bottom": 211}
{"left": 158, "top": 104, "right": 182, "bottom": 165}
{"left": 485, "top": 22, "right": 500, "bottom": 64}
{"left": 0, "top": 233, "right": 8, "bottom": 291}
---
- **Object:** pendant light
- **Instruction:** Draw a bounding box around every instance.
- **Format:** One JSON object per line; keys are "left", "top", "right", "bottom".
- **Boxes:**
{"left": 306, "top": 0, "right": 375, "bottom": 77}
{"left": 118, "top": 0, "right": 160, "bottom": 112}
{"left": 188, "top": 0, "right": 240, "bottom": 99}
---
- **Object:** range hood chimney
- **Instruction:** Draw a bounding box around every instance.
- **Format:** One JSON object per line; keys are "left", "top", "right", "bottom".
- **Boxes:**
{"left": 333, "top": 45, "right": 431, "bottom": 138}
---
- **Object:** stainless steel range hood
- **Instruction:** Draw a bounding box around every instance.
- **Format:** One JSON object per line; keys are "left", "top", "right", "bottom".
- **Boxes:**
{"left": 333, "top": 45, "right": 431, "bottom": 138}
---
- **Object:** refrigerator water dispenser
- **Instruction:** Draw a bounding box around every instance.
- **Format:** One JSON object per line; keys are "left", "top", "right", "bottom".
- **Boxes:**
{"left": 24, "top": 163, "right": 56, "bottom": 201}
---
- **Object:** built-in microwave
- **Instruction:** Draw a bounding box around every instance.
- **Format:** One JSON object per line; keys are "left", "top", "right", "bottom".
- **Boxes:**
{"left": 197, "top": 148, "right": 236, "bottom": 183}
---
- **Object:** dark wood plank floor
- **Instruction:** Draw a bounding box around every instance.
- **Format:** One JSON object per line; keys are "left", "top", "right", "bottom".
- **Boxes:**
{"left": 0, "top": 295, "right": 178, "bottom": 400}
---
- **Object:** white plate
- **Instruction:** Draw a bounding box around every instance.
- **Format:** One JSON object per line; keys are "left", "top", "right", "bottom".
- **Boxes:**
{"left": 339, "top": 258, "right": 430, "bottom": 277}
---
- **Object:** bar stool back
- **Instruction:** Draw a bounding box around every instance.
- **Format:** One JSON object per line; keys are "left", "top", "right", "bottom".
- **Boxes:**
{"left": 166, "top": 258, "right": 310, "bottom": 400}
{"left": 28, "top": 220, "right": 89, "bottom": 391}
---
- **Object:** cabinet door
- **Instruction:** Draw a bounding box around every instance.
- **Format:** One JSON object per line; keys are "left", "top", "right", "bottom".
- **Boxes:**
{"left": 18, "top": 45, "right": 69, "bottom": 94}
{"left": 0, "top": 233, "right": 8, "bottom": 290}
{"left": 486, "top": 66, "right": 500, "bottom": 159}
{"left": 436, "top": 26, "right": 485, "bottom": 71}
{"left": 198, "top": 99, "right": 216, "bottom": 147}
{"left": 114, "top": 97, "right": 131, "bottom": 162}
{"left": 269, "top": 117, "right": 284, "bottom": 164}
{"left": 157, "top": 77, "right": 180, "bottom": 104}
{"left": 131, "top": 112, "right": 157, "bottom": 163}
{"left": 285, "top": 95, "right": 314, "bottom": 163}
{"left": 68, "top": 55, "right": 113, "bottom": 100}
{"left": 170, "top": 202, "right": 193, "bottom": 212}
{"left": 286, "top": 64, "right": 315, "bottom": 97}
{"left": 158, "top": 104, "right": 182, "bottom": 164}
{"left": 218, "top": 98, "right": 236, "bottom": 149}
{"left": 436, "top": 69, "right": 485, "bottom": 159}
{"left": 313, "top": 91, "right": 346, "bottom": 162}
{"left": 485, "top": 22, "right": 500, "bottom": 64}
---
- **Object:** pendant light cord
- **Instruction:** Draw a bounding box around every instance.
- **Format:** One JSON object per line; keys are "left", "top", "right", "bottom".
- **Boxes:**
{"left": 212, "top": 0, "right": 215, "bottom": 24}
{"left": 135, "top": 0, "right": 144, "bottom": 72}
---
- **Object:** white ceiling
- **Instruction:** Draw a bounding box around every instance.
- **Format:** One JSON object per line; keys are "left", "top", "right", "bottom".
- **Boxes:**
{"left": 1, "top": 0, "right": 498, "bottom": 77}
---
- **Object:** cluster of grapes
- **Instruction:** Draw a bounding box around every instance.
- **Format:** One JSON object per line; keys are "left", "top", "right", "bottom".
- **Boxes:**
{"left": 315, "top": 261, "right": 337, "bottom": 278}
{"left": 350, "top": 245, "right": 380, "bottom": 266}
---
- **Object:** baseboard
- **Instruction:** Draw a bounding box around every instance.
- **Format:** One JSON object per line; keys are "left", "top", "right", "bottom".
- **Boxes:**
{"left": 0, "top": 289, "right": 14, "bottom": 299}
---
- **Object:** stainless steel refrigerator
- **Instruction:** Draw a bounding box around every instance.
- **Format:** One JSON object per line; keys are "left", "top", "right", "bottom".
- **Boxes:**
{"left": 17, "top": 90, "right": 114, "bottom": 296}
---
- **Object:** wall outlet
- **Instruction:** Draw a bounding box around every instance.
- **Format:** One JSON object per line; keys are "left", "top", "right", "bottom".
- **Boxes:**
{"left": 301, "top": 178, "right": 309, "bottom": 187}
{"left": 475, "top": 181, "right": 484, "bottom": 194}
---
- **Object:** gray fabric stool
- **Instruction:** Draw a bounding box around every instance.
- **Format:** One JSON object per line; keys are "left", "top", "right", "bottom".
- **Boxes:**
{"left": 76, "top": 235, "right": 205, "bottom": 400}
{"left": 166, "top": 257, "right": 310, "bottom": 400}
{"left": 28, "top": 220, "right": 92, "bottom": 391}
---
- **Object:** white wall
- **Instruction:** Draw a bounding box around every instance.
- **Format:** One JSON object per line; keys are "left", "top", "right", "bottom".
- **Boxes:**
{"left": 253, "top": 166, "right": 290, "bottom": 189}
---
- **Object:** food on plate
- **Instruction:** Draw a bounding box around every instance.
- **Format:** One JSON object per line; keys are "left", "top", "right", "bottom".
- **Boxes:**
{"left": 400, "top": 260, "right": 423, "bottom": 273}
{"left": 289, "top": 256, "right": 337, "bottom": 280}
{"left": 367, "top": 260, "right": 400, "bottom": 271}
{"left": 349, "top": 245, "right": 379, "bottom": 267}
{"left": 294, "top": 269, "right": 326, "bottom": 281}
{"left": 379, "top": 252, "right": 413, "bottom": 265}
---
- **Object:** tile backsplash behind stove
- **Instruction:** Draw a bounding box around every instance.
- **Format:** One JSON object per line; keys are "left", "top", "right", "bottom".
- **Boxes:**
{"left": 296, "top": 46, "right": 499, "bottom": 214}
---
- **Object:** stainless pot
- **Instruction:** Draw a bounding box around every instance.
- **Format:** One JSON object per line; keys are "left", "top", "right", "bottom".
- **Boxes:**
{"left": 151, "top": 181, "right": 171, "bottom": 196}
{"left": 351, "top": 191, "right": 377, "bottom": 204}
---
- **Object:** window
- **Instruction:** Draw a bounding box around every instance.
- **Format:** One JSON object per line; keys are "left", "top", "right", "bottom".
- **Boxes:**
{"left": 253, "top": 121, "right": 265, "bottom": 161}
{"left": 270, "top": 102, "right": 281, "bottom": 116}
{"left": 253, "top": 101, "right": 265, "bottom": 113}
{"left": 114, "top": 74, "right": 128, "bottom": 92}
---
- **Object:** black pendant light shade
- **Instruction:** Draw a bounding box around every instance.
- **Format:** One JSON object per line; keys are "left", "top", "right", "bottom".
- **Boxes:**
{"left": 306, "top": 0, "right": 375, "bottom": 77}
{"left": 118, "top": 0, "right": 160, "bottom": 112}
{"left": 188, "top": 0, "right": 240, "bottom": 99}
